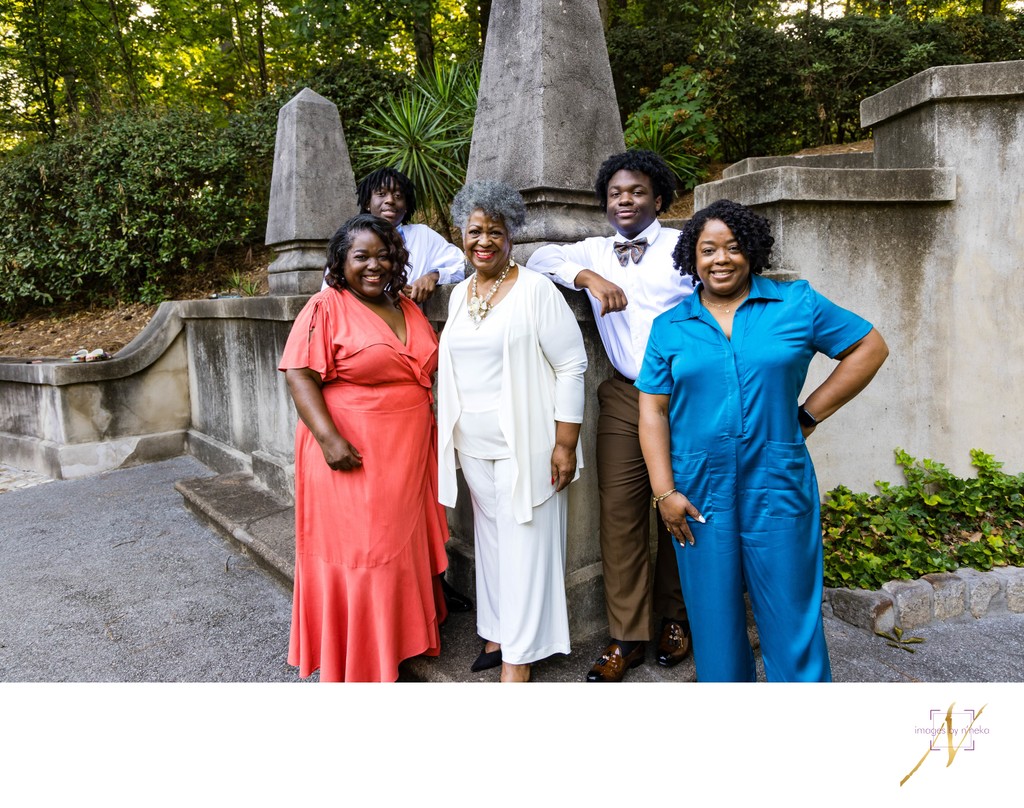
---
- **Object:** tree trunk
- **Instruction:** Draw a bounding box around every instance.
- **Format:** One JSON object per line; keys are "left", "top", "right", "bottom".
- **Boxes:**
{"left": 411, "top": 0, "right": 435, "bottom": 73}
{"left": 255, "top": 1, "right": 268, "bottom": 96}
{"left": 104, "top": 0, "right": 141, "bottom": 109}
{"left": 479, "top": 0, "right": 492, "bottom": 52}
{"left": 982, "top": 0, "right": 1001, "bottom": 15}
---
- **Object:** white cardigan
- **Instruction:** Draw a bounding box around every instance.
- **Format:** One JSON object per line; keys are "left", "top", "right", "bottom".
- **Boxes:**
{"left": 437, "top": 267, "right": 587, "bottom": 524}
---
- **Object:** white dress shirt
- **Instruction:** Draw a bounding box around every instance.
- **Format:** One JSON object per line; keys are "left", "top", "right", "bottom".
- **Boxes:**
{"left": 525, "top": 219, "right": 694, "bottom": 380}
{"left": 321, "top": 222, "right": 466, "bottom": 290}
{"left": 400, "top": 223, "right": 466, "bottom": 284}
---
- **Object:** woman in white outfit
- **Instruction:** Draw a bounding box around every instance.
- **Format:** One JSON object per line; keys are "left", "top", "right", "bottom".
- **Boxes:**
{"left": 437, "top": 180, "right": 587, "bottom": 682}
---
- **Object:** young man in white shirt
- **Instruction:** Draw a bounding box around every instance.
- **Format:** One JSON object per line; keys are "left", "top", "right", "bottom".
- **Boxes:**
{"left": 322, "top": 167, "right": 466, "bottom": 302}
{"left": 526, "top": 150, "right": 693, "bottom": 682}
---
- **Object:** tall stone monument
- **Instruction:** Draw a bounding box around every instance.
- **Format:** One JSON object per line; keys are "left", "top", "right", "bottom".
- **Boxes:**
{"left": 265, "top": 88, "right": 359, "bottom": 295}
{"left": 466, "top": 0, "right": 625, "bottom": 248}
{"left": 437, "top": 0, "right": 628, "bottom": 639}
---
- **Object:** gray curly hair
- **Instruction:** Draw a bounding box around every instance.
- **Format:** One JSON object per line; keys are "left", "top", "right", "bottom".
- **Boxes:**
{"left": 450, "top": 180, "right": 527, "bottom": 238}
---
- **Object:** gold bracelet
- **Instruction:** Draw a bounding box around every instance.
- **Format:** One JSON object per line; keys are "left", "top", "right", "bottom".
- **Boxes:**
{"left": 651, "top": 488, "right": 677, "bottom": 509}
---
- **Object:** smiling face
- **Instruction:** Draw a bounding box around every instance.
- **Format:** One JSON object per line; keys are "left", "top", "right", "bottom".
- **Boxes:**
{"left": 463, "top": 209, "right": 511, "bottom": 279}
{"left": 367, "top": 181, "right": 408, "bottom": 226}
{"left": 342, "top": 228, "right": 394, "bottom": 302}
{"left": 605, "top": 168, "right": 661, "bottom": 239}
{"left": 695, "top": 219, "right": 751, "bottom": 302}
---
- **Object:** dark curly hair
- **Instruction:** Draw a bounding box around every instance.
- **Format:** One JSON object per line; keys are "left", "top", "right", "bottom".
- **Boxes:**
{"left": 356, "top": 166, "right": 417, "bottom": 222}
{"left": 593, "top": 149, "right": 676, "bottom": 214}
{"left": 325, "top": 214, "right": 409, "bottom": 306}
{"left": 673, "top": 199, "right": 774, "bottom": 283}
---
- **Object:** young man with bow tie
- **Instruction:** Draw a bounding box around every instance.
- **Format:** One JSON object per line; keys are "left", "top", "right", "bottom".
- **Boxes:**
{"left": 526, "top": 150, "right": 694, "bottom": 682}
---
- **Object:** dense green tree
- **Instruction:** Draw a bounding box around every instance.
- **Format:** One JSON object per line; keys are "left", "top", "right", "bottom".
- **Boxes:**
{"left": 0, "top": 0, "right": 164, "bottom": 139}
{"left": 0, "top": 1, "right": 485, "bottom": 144}
{"left": 2, "top": 0, "right": 1023, "bottom": 317}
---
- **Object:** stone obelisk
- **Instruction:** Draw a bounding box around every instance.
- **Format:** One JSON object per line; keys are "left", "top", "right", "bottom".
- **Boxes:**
{"left": 466, "top": 0, "right": 625, "bottom": 250}
{"left": 265, "top": 88, "right": 359, "bottom": 294}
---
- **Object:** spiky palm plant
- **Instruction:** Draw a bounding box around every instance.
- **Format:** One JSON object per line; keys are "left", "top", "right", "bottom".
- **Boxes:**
{"left": 356, "top": 59, "right": 480, "bottom": 235}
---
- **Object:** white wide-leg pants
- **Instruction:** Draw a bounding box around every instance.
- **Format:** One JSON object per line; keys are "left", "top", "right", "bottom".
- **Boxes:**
{"left": 459, "top": 454, "right": 571, "bottom": 665}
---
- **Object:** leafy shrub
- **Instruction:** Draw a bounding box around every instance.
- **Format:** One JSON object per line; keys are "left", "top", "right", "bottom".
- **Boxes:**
{"left": 822, "top": 449, "right": 1024, "bottom": 590}
{"left": 700, "top": 23, "right": 816, "bottom": 161}
{"left": 923, "top": 12, "right": 1024, "bottom": 65}
{"left": 607, "top": 24, "right": 697, "bottom": 124}
{"left": 795, "top": 14, "right": 940, "bottom": 147}
{"left": 624, "top": 65, "right": 718, "bottom": 190}
{"left": 0, "top": 106, "right": 272, "bottom": 317}
{"left": 689, "top": 13, "right": 1024, "bottom": 161}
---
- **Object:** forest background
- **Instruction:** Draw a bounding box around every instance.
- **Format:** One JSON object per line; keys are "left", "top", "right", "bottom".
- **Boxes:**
{"left": 0, "top": 0, "right": 1022, "bottom": 322}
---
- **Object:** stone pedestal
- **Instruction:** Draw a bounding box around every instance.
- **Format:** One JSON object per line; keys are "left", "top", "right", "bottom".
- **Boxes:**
{"left": 466, "top": 0, "right": 624, "bottom": 248}
{"left": 265, "top": 88, "right": 359, "bottom": 294}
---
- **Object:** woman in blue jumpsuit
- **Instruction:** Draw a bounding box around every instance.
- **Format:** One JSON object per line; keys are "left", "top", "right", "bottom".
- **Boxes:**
{"left": 636, "top": 200, "right": 888, "bottom": 682}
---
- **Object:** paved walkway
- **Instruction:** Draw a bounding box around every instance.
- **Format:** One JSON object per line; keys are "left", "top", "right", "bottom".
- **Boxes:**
{"left": 1, "top": 456, "right": 1022, "bottom": 683}
{"left": 0, "top": 457, "right": 297, "bottom": 682}
{"left": 0, "top": 463, "right": 53, "bottom": 494}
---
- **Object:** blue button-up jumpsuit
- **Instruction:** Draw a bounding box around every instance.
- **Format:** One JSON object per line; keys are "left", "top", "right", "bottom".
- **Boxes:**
{"left": 636, "top": 275, "right": 872, "bottom": 682}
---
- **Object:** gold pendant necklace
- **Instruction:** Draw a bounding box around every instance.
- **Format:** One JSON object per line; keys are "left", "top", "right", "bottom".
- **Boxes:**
{"left": 468, "top": 259, "right": 514, "bottom": 327}
{"left": 701, "top": 285, "right": 750, "bottom": 314}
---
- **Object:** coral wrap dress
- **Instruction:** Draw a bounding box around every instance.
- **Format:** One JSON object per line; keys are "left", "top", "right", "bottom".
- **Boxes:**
{"left": 278, "top": 288, "right": 449, "bottom": 682}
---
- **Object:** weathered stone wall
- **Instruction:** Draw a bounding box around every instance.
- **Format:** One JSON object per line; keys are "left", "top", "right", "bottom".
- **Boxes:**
{"left": 0, "top": 304, "right": 190, "bottom": 479}
{"left": 177, "top": 296, "right": 304, "bottom": 496}
{"left": 0, "top": 297, "right": 302, "bottom": 488}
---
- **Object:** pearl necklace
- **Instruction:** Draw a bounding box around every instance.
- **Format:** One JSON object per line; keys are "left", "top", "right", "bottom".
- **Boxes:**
{"left": 468, "top": 259, "right": 514, "bottom": 327}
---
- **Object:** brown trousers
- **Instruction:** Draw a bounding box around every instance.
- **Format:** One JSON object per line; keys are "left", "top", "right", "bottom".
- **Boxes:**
{"left": 597, "top": 377, "right": 687, "bottom": 641}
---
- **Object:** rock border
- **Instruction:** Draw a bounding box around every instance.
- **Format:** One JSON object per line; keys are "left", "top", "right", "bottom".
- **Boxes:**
{"left": 824, "top": 566, "right": 1024, "bottom": 634}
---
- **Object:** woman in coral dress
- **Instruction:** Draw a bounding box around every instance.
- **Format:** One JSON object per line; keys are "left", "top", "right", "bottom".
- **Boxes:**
{"left": 279, "top": 213, "right": 448, "bottom": 682}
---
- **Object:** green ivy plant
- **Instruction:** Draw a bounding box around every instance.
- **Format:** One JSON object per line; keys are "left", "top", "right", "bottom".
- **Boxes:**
{"left": 822, "top": 449, "right": 1024, "bottom": 590}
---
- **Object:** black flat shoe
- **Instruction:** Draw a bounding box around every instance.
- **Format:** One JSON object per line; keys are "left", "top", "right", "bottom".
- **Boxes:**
{"left": 470, "top": 645, "right": 502, "bottom": 672}
{"left": 442, "top": 577, "right": 473, "bottom": 612}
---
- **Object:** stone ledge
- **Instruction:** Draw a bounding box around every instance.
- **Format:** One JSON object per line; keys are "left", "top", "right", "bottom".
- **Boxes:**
{"left": 723, "top": 151, "right": 873, "bottom": 179}
{"left": 176, "top": 294, "right": 308, "bottom": 322}
{"left": 826, "top": 566, "right": 1024, "bottom": 634}
{"left": 0, "top": 301, "right": 184, "bottom": 385}
{"left": 695, "top": 166, "right": 956, "bottom": 210}
{"left": 861, "top": 59, "right": 1024, "bottom": 128}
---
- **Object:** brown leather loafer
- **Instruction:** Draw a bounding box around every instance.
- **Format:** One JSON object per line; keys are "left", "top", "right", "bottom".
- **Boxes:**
{"left": 656, "top": 621, "right": 692, "bottom": 667}
{"left": 585, "top": 642, "right": 646, "bottom": 682}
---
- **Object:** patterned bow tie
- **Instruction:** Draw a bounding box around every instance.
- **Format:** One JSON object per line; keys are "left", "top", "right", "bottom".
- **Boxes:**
{"left": 613, "top": 237, "right": 648, "bottom": 266}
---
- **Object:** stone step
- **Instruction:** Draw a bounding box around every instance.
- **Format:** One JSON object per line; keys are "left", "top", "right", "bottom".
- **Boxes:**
{"left": 175, "top": 473, "right": 295, "bottom": 587}
{"left": 173, "top": 471, "right": 700, "bottom": 682}
{"left": 176, "top": 471, "right": 1024, "bottom": 680}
